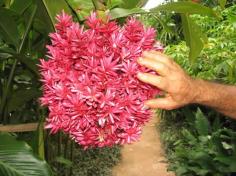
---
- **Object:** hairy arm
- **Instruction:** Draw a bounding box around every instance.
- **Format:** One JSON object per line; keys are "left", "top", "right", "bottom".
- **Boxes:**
{"left": 193, "top": 79, "right": 236, "bottom": 118}
{"left": 137, "top": 51, "right": 236, "bottom": 119}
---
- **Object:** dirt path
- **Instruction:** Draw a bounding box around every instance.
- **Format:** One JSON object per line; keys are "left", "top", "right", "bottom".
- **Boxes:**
{"left": 112, "top": 116, "right": 175, "bottom": 176}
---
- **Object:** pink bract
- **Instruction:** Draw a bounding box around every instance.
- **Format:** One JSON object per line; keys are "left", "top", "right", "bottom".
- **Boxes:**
{"left": 39, "top": 12, "right": 163, "bottom": 149}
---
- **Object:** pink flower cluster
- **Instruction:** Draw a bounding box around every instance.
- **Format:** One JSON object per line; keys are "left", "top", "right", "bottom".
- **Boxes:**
{"left": 39, "top": 12, "right": 163, "bottom": 148}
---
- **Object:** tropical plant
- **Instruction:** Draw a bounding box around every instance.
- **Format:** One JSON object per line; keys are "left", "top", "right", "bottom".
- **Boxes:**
{"left": 0, "top": 132, "right": 52, "bottom": 176}
{"left": 166, "top": 109, "right": 236, "bottom": 176}
{"left": 0, "top": 0, "right": 226, "bottom": 175}
{"left": 159, "top": 5, "right": 236, "bottom": 176}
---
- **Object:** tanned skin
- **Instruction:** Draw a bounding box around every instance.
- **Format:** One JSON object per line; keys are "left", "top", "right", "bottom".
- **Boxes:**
{"left": 137, "top": 51, "right": 236, "bottom": 120}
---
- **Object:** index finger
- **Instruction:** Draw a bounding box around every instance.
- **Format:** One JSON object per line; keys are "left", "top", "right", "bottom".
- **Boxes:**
{"left": 137, "top": 57, "right": 169, "bottom": 76}
{"left": 143, "top": 51, "right": 173, "bottom": 66}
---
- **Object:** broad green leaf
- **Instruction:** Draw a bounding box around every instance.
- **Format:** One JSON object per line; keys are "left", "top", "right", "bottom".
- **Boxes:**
{"left": 0, "top": 52, "right": 12, "bottom": 59}
{"left": 3, "top": 0, "right": 11, "bottom": 8}
{"left": 10, "top": 0, "right": 32, "bottom": 15}
{"left": 121, "top": 0, "right": 147, "bottom": 8}
{"left": 195, "top": 108, "right": 209, "bottom": 136}
{"left": 221, "top": 142, "right": 233, "bottom": 150}
{"left": 192, "top": 151, "right": 210, "bottom": 160}
{"left": 218, "top": 0, "right": 227, "bottom": 9}
{"left": 15, "top": 54, "right": 39, "bottom": 75}
{"left": 0, "top": 5, "right": 37, "bottom": 116}
{"left": 42, "top": 0, "right": 71, "bottom": 25}
{"left": 181, "top": 14, "right": 204, "bottom": 63}
{"left": 7, "top": 88, "right": 41, "bottom": 112}
{"left": 35, "top": 0, "right": 54, "bottom": 32}
{"left": 66, "top": 0, "right": 94, "bottom": 19}
{"left": 109, "top": 7, "right": 145, "bottom": 19}
{"left": 91, "top": 0, "right": 106, "bottom": 10}
{"left": 151, "top": 2, "right": 217, "bottom": 17}
{"left": 0, "top": 8, "right": 20, "bottom": 47}
{"left": 182, "top": 129, "right": 197, "bottom": 145}
{"left": 212, "top": 116, "right": 221, "bottom": 132}
{"left": 0, "top": 132, "right": 52, "bottom": 176}
{"left": 19, "top": 4, "right": 38, "bottom": 52}
{"left": 176, "top": 166, "right": 188, "bottom": 175}
{"left": 106, "top": 0, "right": 124, "bottom": 9}
{"left": 182, "top": 107, "right": 195, "bottom": 124}
{"left": 214, "top": 156, "right": 236, "bottom": 171}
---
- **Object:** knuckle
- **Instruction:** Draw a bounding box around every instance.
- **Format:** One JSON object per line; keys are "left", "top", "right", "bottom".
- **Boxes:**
{"left": 156, "top": 62, "right": 165, "bottom": 71}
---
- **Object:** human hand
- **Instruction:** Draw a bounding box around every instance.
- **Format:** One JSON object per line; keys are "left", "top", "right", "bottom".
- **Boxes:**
{"left": 137, "top": 51, "right": 198, "bottom": 110}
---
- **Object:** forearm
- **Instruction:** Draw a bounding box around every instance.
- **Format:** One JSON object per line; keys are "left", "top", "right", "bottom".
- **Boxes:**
{"left": 193, "top": 79, "right": 236, "bottom": 119}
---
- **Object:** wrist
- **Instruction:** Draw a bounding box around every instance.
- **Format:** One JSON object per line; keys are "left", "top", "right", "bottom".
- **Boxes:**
{"left": 190, "top": 78, "right": 204, "bottom": 104}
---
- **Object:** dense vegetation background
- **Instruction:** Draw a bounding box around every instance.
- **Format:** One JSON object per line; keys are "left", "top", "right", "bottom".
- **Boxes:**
{"left": 156, "top": 4, "right": 236, "bottom": 176}
{"left": 0, "top": 0, "right": 235, "bottom": 175}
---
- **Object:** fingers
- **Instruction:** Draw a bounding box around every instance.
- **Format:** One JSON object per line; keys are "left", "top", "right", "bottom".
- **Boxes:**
{"left": 137, "top": 72, "right": 167, "bottom": 90}
{"left": 144, "top": 97, "right": 179, "bottom": 110}
{"left": 137, "top": 57, "right": 169, "bottom": 76}
{"left": 143, "top": 51, "right": 173, "bottom": 66}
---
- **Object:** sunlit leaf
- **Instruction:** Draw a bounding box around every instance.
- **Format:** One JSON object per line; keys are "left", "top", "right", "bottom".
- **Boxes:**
{"left": 0, "top": 132, "right": 52, "bottom": 176}
{"left": 66, "top": 0, "right": 94, "bottom": 19}
{"left": 106, "top": 0, "right": 124, "bottom": 9}
{"left": 42, "top": 0, "right": 71, "bottom": 25}
{"left": 109, "top": 7, "right": 145, "bottom": 19}
{"left": 218, "top": 0, "right": 227, "bottom": 9}
{"left": 181, "top": 14, "right": 205, "bottom": 63}
{"left": 120, "top": 0, "right": 147, "bottom": 8}
{"left": 151, "top": 2, "right": 217, "bottom": 17}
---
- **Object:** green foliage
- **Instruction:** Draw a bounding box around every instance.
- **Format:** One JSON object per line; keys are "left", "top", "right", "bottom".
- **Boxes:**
{"left": 195, "top": 109, "right": 209, "bottom": 136}
{"left": 66, "top": 0, "right": 94, "bottom": 20}
{"left": 42, "top": 0, "right": 71, "bottom": 25}
{"left": 0, "top": 0, "right": 232, "bottom": 175}
{"left": 166, "top": 109, "right": 236, "bottom": 176}
{"left": 45, "top": 133, "right": 121, "bottom": 176}
{"left": 151, "top": 1, "right": 217, "bottom": 17}
{"left": 144, "top": 1, "right": 219, "bottom": 62}
{"left": 109, "top": 7, "right": 145, "bottom": 19}
{"left": 0, "top": 0, "right": 122, "bottom": 175}
{"left": 181, "top": 14, "right": 205, "bottom": 63}
{"left": 0, "top": 7, "right": 19, "bottom": 48}
{"left": 106, "top": 0, "right": 124, "bottom": 9}
{"left": 119, "top": 0, "right": 147, "bottom": 8}
{"left": 0, "top": 132, "right": 52, "bottom": 176}
{"left": 140, "top": 12, "right": 182, "bottom": 45}
{"left": 165, "top": 6, "right": 236, "bottom": 83}
{"left": 159, "top": 5, "right": 236, "bottom": 176}
{"left": 72, "top": 146, "right": 121, "bottom": 176}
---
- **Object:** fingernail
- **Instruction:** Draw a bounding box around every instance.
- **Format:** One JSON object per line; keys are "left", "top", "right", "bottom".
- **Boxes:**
{"left": 137, "top": 57, "right": 143, "bottom": 64}
{"left": 144, "top": 100, "right": 151, "bottom": 107}
{"left": 142, "top": 51, "right": 148, "bottom": 56}
{"left": 142, "top": 104, "right": 150, "bottom": 110}
{"left": 137, "top": 72, "right": 145, "bottom": 79}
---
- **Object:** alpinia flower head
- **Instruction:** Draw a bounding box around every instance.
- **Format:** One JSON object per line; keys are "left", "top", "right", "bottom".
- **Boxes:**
{"left": 39, "top": 11, "right": 163, "bottom": 149}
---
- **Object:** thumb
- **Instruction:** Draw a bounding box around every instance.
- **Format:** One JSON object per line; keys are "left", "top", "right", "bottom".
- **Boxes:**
{"left": 145, "top": 97, "right": 179, "bottom": 110}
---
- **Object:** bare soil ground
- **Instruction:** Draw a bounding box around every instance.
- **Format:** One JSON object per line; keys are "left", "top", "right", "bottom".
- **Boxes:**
{"left": 112, "top": 116, "right": 175, "bottom": 176}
